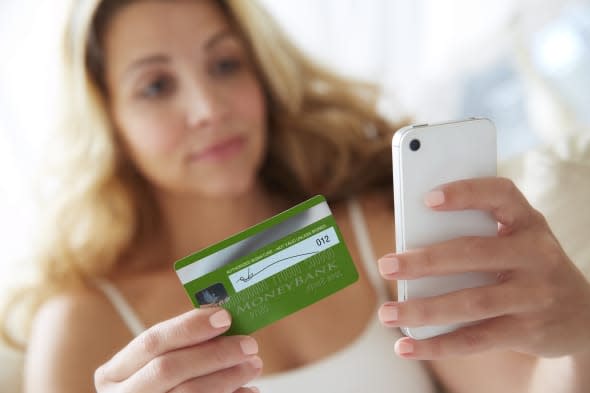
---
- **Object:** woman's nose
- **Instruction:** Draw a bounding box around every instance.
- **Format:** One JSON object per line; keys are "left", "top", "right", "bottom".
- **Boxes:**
{"left": 184, "top": 83, "right": 227, "bottom": 130}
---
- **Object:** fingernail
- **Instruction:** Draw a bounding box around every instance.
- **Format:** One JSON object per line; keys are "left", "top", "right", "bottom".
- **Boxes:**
{"left": 209, "top": 309, "right": 231, "bottom": 328}
{"left": 249, "top": 387, "right": 261, "bottom": 393}
{"left": 378, "top": 304, "right": 398, "bottom": 323}
{"left": 247, "top": 356, "right": 263, "bottom": 370}
{"left": 424, "top": 190, "right": 445, "bottom": 207}
{"left": 395, "top": 340, "right": 414, "bottom": 355}
{"left": 240, "top": 337, "right": 259, "bottom": 355}
{"left": 378, "top": 257, "right": 399, "bottom": 276}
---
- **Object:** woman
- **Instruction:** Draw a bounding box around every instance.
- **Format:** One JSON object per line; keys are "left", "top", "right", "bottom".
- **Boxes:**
{"left": 3, "top": 1, "right": 589, "bottom": 392}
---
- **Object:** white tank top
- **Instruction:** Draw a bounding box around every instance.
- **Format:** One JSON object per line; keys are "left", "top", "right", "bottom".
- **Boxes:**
{"left": 96, "top": 199, "right": 437, "bottom": 393}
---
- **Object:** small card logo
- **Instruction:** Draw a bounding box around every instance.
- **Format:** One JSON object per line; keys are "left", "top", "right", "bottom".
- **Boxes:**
{"left": 196, "top": 283, "right": 229, "bottom": 307}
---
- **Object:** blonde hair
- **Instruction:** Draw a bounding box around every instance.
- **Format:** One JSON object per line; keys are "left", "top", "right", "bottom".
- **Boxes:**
{"left": 1, "top": 0, "right": 405, "bottom": 348}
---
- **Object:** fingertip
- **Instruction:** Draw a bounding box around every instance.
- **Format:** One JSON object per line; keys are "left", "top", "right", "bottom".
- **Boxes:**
{"left": 377, "top": 256, "right": 399, "bottom": 278}
{"left": 209, "top": 308, "right": 232, "bottom": 328}
{"left": 424, "top": 190, "right": 445, "bottom": 208}
{"left": 394, "top": 338, "right": 415, "bottom": 357}
{"left": 240, "top": 336, "right": 259, "bottom": 356}
{"left": 237, "top": 386, "right": 260, "bottom": 393}
{"left": 378, "top": 302, "right": 399, "bottom": 325}
{"left": 247, "top": 355, "right": 264, "bottom": 371}
{"left": 94, "top": 362, "right": 109, "bottom": 385}
{"left": 245, "top": 355, "right": 264, "bottom": 378}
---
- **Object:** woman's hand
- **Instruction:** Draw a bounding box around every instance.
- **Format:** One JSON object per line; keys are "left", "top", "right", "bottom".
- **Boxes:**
{"left": 94, "top": 307, "right": 262, "bottom": 393}
{"left": 378, "top": 177, "right": 590, "bottom": 360}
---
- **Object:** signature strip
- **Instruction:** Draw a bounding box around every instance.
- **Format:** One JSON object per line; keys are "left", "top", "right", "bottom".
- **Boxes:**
{"left": 229, "top": 226, "right": 339, "bottom": 292}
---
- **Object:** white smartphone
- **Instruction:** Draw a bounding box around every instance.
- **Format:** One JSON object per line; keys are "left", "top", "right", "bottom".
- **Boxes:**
{"left": 392, "top": 118, "right": 498, "bottom": 340}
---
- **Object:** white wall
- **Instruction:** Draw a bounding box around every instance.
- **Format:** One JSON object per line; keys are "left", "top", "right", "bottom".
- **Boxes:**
{"left": 0, "top": 0, "right": 70, "bottom": 287}
{"left": 1, "top": 0, "right": 588, "bottom": 281}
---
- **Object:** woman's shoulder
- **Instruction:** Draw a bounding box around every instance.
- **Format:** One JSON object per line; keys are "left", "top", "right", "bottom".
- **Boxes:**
{"left": 31, "top": 285, "right": 123, "bottom": 334}
{"left": 25, "top": 286, "right": 133, "bottom": 391}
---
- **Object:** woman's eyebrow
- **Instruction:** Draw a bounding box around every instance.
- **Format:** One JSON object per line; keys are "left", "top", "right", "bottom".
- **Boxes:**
{"left": 204, "top": 29, "right": 238, "bottom": 50}
{"left": 121, "top": 55, "right": 169, "bottom": 82}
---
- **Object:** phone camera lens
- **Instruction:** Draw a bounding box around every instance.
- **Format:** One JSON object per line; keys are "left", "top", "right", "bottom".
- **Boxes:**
{"left": 409, "top": 139, "right": 421, "bottom": 151}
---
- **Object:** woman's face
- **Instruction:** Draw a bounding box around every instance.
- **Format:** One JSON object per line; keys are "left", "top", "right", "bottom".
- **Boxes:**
{"left": 103, "top": 0, "right": 267, "bottom": 198}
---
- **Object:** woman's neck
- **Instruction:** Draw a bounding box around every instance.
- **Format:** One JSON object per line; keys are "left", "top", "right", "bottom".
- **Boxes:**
{"left": 155, "top": 182, "right": 292, "bottom": 262}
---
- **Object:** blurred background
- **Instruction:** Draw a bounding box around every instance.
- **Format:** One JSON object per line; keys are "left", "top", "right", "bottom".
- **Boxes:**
{"left": 1, "top": 0, "right": 589, "bottom": 285}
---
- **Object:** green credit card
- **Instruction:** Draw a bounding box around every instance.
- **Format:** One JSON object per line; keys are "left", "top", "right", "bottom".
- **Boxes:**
{"left": 174, "top": 195, "right": 359, "bottom": 335}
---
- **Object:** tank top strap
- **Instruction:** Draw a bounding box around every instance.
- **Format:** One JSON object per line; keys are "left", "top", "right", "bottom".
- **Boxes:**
{"left": 94, "top": 279, "right": 146, "bottom": 337}
{"left": 346, "top": 197, "right": 391, "bottom": 302}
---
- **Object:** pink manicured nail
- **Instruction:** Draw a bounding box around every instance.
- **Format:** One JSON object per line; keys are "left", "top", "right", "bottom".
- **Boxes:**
{"left": 248, "top": 356, "right": 263, "bottom": 369}
{"left": 249, "top": 387, "right": 261, "bottom": 393}
{"left": 378, "top": 304, "right": 398, "bottom": 323}
{"left": 378, "top": 257, "right": 399, "bottom": 275}
{"left": 240, "top": 337, "right": 259, "bottom": 355}
{"left": 424, "top": 190, "right": 445, "bottom": 207}
{"left": 209, "top": 309, "right": 231, "bottom": 328}
{"left": 395, "top": 340, "right": 414, "bottom": 355}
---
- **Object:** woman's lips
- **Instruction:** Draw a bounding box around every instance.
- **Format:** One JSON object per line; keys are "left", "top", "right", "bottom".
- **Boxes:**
{"left": 188, "top": 136, "right": 246, "bottom": 162}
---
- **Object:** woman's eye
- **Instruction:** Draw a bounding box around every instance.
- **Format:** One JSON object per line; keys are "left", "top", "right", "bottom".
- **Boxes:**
{"left": 140, "top": 77, "right": 174, "bottom": 98}
{"left": 211, "top": 58, "right": 242, "bottom": 77}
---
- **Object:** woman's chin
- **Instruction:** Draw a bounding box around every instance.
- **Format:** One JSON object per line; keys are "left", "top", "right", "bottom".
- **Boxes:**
{"left": 193, "top": 176, "right": 257, "bottom": 200}
{"left": 154, "top": 167, "right": 261, "bottom": 200}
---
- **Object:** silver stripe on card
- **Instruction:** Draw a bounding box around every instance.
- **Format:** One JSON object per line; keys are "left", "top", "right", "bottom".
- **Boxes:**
{"left": 176, "top": 201, "right": 332, "bottom": 284}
